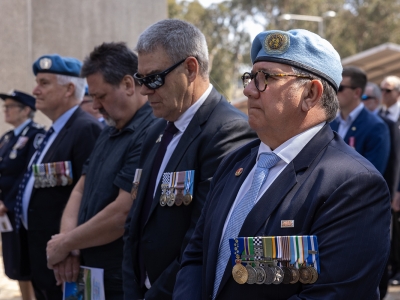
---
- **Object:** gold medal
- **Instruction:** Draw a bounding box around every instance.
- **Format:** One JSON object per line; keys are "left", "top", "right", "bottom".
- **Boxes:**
{"left": 299, "top": 265, "right": 312, "bottom": 284}
{"left": 183, "top": 193, "right": 192, "bottom": 205}
{"left": 175, "top": 189, "right": 184, "bottom": 206}
{"left": 308, "top": 266, "right": 318, "bottom": 284}
{"left": 289, "top": 266, "right": 300, "bottom": 284}
{"left": 167, "top": 191, "right": 175, "bottom": 206}
{"left": 232, "top": 260, "right": 248, "bottom": 284}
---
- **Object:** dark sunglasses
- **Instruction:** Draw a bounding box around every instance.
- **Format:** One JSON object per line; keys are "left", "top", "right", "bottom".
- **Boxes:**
{"left": 338, "top": 85, "right": 357, "bottom": 92}
{"left": 380, "top": 88, "right": 394, "bottom": 93}
{"left": 361, "top": 95, "right": 375, "bottom": 101}
{"left": 241, "top": 71, "right": 313, "bottom": 92}
{"left": 134, "top": 58, "right": 186, "bottom": 90}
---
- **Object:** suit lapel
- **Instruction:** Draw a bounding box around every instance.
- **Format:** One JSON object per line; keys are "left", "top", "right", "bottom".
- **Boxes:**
{"left": 215, "top": 124, "right": 334, "bottom": 296}
{"left": 343, "top": 107, "right": 366, "bottom": 143}
{"left": 145, "top": 89, "right": 221, "bottom": 221}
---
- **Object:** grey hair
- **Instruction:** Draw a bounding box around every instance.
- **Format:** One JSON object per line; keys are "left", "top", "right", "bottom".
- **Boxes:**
{"left": 292, "top": 66, "right": 338, "bottom": 122}
{"left": 136, "top": 19, "right": 209, "bottom": 78}
{"left": 381, "top": 75, "right": 400, "bottom": 91}
{"left": 366, "top": 82, "right": 382, "bottom": 100}
{"left": 56, "top": 74, "right": 86, "bottom": 102}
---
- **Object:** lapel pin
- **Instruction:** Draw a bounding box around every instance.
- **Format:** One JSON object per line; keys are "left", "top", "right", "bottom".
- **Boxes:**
{"left": 351, "top": 126, "right": 356, "bottom": 131}
{"left": 156, "top": 134, "right": 163, "bottom": 143}
{"left": 281, "top": 220, "right": 294, "bottom": 228}
{"left": 235, "top": 168, "right": 243, "bottom": 176}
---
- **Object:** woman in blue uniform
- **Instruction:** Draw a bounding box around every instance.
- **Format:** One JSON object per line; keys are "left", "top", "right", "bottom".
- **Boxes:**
{"left": 0, "top": 90, "right": 45, "bottom": 300}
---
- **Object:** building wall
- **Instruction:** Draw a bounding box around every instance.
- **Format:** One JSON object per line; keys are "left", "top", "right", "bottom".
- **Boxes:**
{"left": 0, "top": 0, "right": 167, "bottom": 133}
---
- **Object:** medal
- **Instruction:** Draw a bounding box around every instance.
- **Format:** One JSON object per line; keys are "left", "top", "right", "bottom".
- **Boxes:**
{"left": 307, "top": 235, "right": 319, "bottom": 284}
{"left": 33, "top": 164, "right": 41, "bottom": 188}
{"left": 167, "top": 172, "right": 176, "bottom": 206}
{"left": 66, "top": 161, "right": 73, "bottom": 185}
{"left": 9, "top": 149, "right": 17, "bottom": 159}
{"left": 175, "top": 171, "right": 185, "bottom": 206}
{"left": 262, "top": 264, "right": 275, "bottom": 284}
{"left": 289, "top": 265, "right": 300, "bottom": 284}
{"left": 272, "top": 265, "right": 284, "bottom": 284}
{"left": 279, "top": 236, "right": 292, "bottom": 284}
{"left": 60, "top": 162, "right": 68, "bottom": 186}
{"left": 183, "top": 170, "right": 194, "bottom": 205}
{"left": 230, "top": 238, "right": 248, "bottom": 284}
{"left": 160, "top": 184, "right": 168, "bottom": 206}
{"left": 299, "top": 265, "right": 312, "bottom": 284}
{"left": 246, "top": 264, "right": 257, "bottom": 284}
{"left": 131, "top": 169, "right": 142, "bottom": 200}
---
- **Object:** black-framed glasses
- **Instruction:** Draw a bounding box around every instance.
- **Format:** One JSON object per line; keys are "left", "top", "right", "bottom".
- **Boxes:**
{"left": 241, "top": 71, "right": 313, "bottom": 92}
{"left": 380, "top": 88, "right": 394, "bottom": 93}
{"left": 338, "top": 85, "right": 357, "bottom": 92}
{"left": 134, "top": 58, "right": 186, "bottom": 90}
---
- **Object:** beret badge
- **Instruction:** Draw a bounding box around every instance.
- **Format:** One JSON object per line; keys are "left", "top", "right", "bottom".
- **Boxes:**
{"left": 39, "top": 58, "right": 52, "bottom": 70}
{"left": 264, "top": 32, "right": 290, "bottom": 54}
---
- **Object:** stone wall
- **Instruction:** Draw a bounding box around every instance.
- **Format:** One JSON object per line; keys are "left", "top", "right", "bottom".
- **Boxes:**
{"left": 0, "top": 0, "right": 167, "bottom": 133}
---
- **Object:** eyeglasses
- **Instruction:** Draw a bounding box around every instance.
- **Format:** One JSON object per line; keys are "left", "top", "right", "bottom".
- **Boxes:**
{"left": 338, "top": 85, "right": 357, "bottom": 92}
{"left": 134, "top": 58, "right": 186, "bottom": 90}
{"left": 3, "top": 104, "right": 23, "bottom": 110}
{"left": 241, "top": 71, "right": 313, "bottom": 92}
{"left": 380, "top": 88, "right": 394, "bottom": 93}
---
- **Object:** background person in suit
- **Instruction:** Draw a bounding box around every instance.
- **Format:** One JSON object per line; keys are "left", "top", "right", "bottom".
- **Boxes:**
{"left": 0, "top": 90, "right": 45, "bottom": 300}
{"left": 330, "top": 66, "right": 390, "bottom": 174}
{"left": 122, "top": 19, "right": 257, "bottom": 300}
{"left": 380, "top": 75, "right": 400, "bottom": 122}
{"left": 173, "top": 29, "right": 391, "bottom": 300}
{"left": 45, "top": 42, "right": 157, "bottom": 300}
{"left": 364, "top": 81, "right": 400, "bottom": 299}
{"left": 19, "top": 54, "right": 102, "bottom": 299}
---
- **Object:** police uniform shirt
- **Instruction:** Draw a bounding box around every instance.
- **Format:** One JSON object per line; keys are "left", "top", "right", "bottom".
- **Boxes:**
{"left": 219, "top": 122, "right": 325, "bottom": 246}
{"left": 21, "top": 105, "right": 79, "bottom": 228}
{"left": 336, "top": 102, "right": 364, "bottom": 139}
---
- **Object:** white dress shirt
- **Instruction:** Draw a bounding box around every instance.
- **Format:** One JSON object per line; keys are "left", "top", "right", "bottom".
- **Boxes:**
{"left": 385, "top": 101, "right": 400, "bottom": 122}
{"left": 219, "top": 122, "right": 325, "bottom": 246}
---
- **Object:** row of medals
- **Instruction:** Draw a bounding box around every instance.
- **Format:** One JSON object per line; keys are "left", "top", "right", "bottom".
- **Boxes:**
{"left": 34, "top": 174, "right": 72, "bottom": 188}
{"left": 160, "top": 184, "right": 192, "bottom": 207}
{"left": 232, "top": 258, "right": 318, "bottom": 285}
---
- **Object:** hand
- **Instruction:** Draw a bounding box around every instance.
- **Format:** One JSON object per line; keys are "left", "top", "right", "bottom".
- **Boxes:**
{"left": 0, "top": 201, "right": 8, "bottom": 216}
{"left": 47, "top": 233, "right": 71, "bottom": 268}
{"left": 53, "top": 250, "right": 80, "bottom": 285}
{"left": 393, "top": 192, "right": 400, "bottom": 212}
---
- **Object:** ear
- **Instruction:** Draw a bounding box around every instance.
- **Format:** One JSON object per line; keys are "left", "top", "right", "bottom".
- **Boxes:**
{"left": 121, "top": 75, "right": 135, "bottom": 96}
{"left": 354, "top": 87, "right": 363, "bottom": 99}
{"left": 21, "top": 106, "right": 31, "bottom": 118}
{"left": 65, "top": 83, "right": 75, "bottom": 98}
{"left": 184, "top": 57, "right": 199, "bottom": 83}
{"left": 301, "top": 79, "right": 323, "bottom": 112}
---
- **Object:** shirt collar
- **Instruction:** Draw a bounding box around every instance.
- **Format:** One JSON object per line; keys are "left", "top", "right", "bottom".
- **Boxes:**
{"left": 174, "top": 84, "right": 213, "bottom": 133}
{"left": 337, "top": 102, "right": 364, "bottom": 124}
{"left": 387, "top": 101, "right": 400, "bottom": 116}
{"left": 14, "top": 119, "right": 32, "bottom": 136}
{"left": 52, "top": 105, "right": 79, "bottom": 133}
{"left": 258, "top": 122, "right": 326, "bottom": 165}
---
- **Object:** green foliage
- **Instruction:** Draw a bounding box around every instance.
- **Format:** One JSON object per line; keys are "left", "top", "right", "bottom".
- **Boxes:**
{"left": 169, "top": 0, "right": 400, "bottom": 100}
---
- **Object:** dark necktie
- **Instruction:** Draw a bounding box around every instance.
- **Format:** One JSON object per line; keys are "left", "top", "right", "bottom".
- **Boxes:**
{"left": 139, "top": 121, "right": 179, "bottom": 286}
{"left": 14, "top": 127, "right": 54, "bottom": 230}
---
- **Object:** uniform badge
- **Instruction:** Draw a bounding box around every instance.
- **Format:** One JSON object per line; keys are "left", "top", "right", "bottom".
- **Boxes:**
{"left": 351, "top": 126, "right": 356, "bottom": 131}
{"left": 264, "top": 32, "right": 290, "bottom": 54}
{"left": 33, "top": 133, "right": 45, "bottom": 149}
{"left": 156, "top": 134, "right": 163, "bottom": 143}
{"left": 235, "top": 168, "right": 243, "bottom": 176}
{"left": 39, "top": 57, "right": 52, "bottom": 70}
{"left": 281, "top": 220, "right": 294, "bottom": 228}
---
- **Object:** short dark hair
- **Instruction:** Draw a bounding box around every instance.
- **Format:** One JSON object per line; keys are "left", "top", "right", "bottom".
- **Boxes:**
{"left": 81, "top": 42, "right": 139, "bottom": 86}
{"left": 342, "top": 66, "right": 367, "bottom": 94}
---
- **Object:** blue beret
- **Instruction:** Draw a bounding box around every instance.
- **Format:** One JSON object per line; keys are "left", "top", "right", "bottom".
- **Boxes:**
{"left": 0, "top": 90, "right": 36, "bottom": 111}
{"left": 251, "top": 29, "right": 342, "bottom": 91}
{"left": 32, "top": 54, "right": 82, "bottom": 77}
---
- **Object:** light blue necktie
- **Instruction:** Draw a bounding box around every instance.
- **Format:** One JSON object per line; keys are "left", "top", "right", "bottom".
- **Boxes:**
{"left": 14, "top": 127, "right": 54, "bottom": 230}
{"left": 212, "top": 152, "right": 281, "bottom": 299}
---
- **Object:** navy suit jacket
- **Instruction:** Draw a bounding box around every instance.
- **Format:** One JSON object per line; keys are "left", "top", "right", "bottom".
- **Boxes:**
{"left": 123, "top": 88, "right": 257, "bottom": 299}
{"left": 174, "top": 124, "right": 391, "bottom": 300}
{"left": 330, "top": 107, "right": 390, "bottom": 174}
{"left": 27, "top": 107, "right": 102, "bottom": 289}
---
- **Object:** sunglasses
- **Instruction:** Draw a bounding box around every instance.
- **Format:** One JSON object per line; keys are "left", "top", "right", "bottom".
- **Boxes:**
{"left": 241, "top": 71, "right": 313, "bottom": 92}
{"left": 361, "top": 95, "right": 375, "bottom": 101}
{"left": 380, "top": 88, "right": 394, "bottom": 93}
{"left": 338, "top": 85, "right": 357, "bottom": 92}
{"left": 134, "top": 58, "right": 186, "bottom": 90}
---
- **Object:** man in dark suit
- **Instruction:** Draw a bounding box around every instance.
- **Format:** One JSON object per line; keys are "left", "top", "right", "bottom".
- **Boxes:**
{"left": 174, "top": 29, "right": 391, "bottom": 300}
{"left": 20, "top": 54, "right": 102, "bottom": 299}
{"left": 330, "top": 66, "right": 390, "bottom": 174}
{"left": 45, "top": 42, "right": 157, "bottom": 300}
{"left": 122, "top": 19, "right": 256, "bottom": 300}
{"left": 363, "top": 81, "right": 400, "bottom": 298}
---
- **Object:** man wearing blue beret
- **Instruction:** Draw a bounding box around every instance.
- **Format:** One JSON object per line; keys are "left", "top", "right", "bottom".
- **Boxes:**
{"left": 174, "top": 29, "right": 391, "bottom": 300}
{"left": 17, "top": 54, "right": 102, "bottom": 299}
